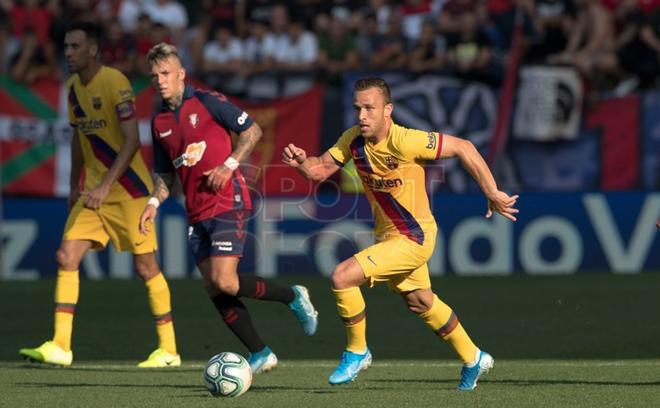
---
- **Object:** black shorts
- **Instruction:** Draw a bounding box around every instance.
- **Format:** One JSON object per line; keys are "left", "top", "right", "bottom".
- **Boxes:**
{"left": 188, "top": 210, "right": 250, "bottom": 263}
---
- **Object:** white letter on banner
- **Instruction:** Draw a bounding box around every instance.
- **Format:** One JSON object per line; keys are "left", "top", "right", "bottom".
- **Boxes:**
{"left": 163, "top": 215, "right": 188, "bottom": 278}
{"left": 449, "top": 215, "right": 512, "bottom": 275}
{"left": 109, "top": 248, "right": 132, "bottom": 279}
{"left": 584, "top": 194, "right": 660, "bottom": 273}
{"left": 428, "top": 229, "right": 445, "bottom": 276}
{"left": 1, "top": 220, "right": 38, "bottom": 280}
{"left": 314, "top": 221, "right": 373, "bottom": 277}
{"left": 519, "top": 216, "right": 582, "bottom": 274}
{"left": 256, "top": 200, "right": 312, "bottom": 277}
{"left": 81, "top": 251, "right": 104, "bottom": 279}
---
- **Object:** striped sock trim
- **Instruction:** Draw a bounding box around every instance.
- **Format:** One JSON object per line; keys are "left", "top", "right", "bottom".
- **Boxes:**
{"left": 435, "top": 312, "right": 459, "bottom": 337}
{"left": 154, "top": 312, "right": 173, "bottom": 325}
{"left": 223, "top": 309, "right": 238, "bottom": 324}
{"left": 253, "top": 280, "right": 266, "bottom": 299}
{"left": 341, "top": 310, "right": 366, "bottom": 326}
{"left": 55, "top": 303, "right": 76, "bottom": 314}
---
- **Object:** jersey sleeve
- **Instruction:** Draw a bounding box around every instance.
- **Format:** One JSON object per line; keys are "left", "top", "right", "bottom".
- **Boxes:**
{"left": 327, "top": 127, "right": 358, "bottom": 167}
{"left": 195, "top": 90, "right": 254, "bottom": 133}
{"left": 110, "top": 71, "right": 136, "bottom": 122}
{"left": 151, "top": 118, "right": 175, "bottom": 174}
{"left": 395, "top": 129, "right": 443, "bottom": 161}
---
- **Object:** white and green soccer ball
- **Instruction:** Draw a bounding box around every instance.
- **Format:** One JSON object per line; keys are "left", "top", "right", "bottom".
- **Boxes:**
{"left": 204, "top": 352, "right": 252, "bottom": 397}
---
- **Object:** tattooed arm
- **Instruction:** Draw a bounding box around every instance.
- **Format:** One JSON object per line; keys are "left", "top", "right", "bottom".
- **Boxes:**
{"left": 151, "top": 172, "right": 178, "bottom": 204}
{"left": 203, "top": 122, "right": 262, "bottom": 192}
{"left": 228, "top": 122, "right": 262, "bottom": 163}
{"left": 139, "top": 171, "right": 177, "bottom": 235}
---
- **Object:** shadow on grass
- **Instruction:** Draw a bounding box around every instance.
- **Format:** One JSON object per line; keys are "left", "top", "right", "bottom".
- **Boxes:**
{"left": 16, "top": 382, "right": 200, "bottom": 390}
{"left": 11, "top": 363, "right": 201, "bottom": 373}
{"left": 15, "top": 382, "right": 340, "bottom": 394}
{"left": 372, "top": 379, "right": 660, "bottom": 387}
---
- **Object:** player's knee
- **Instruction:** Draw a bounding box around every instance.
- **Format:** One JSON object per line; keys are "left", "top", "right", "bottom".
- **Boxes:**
{"left": 55, "top": 248, "right": 79, "bottom": 270}
{"left": 406, "top": 301, "right": 428, "bottom": 314}
{"left": 404, "top": 292, "right": 433, "bottom": 314}
{"left": 331, "top": 264, "right": 349, "bottom": 289}
{"left": 212, "top": 277, "right": 239, "bottom": 296}
{"left": 133, "top": 255, "right": 159, "bottom": 281}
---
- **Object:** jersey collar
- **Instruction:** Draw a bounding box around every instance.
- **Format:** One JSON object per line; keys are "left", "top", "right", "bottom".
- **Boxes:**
{"left": 183, "top": 84, "right": 195, "bottom": 100}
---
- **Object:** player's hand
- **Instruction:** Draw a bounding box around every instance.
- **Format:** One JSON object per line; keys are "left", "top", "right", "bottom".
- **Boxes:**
{"left": 67, "top": 190, "right": 80, "bottom": 211}
{"left": 282, "top": 143, "right": 307, "bottom": 167}
{"left": 82, "top": 183, "right": 111, "bottom": 210}
{"left": 203, "top": 165, "right": 233, "bottom": 192}
{"left": 139, "top": 204, "right": 158, "bottom": 235}
{"left": 486, "top": 191, "right": 519, "bottom": 222}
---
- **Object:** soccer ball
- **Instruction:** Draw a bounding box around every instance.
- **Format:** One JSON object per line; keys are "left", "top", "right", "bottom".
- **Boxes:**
{"left": 204, "top": 352, "right": 252, "bottom": 397}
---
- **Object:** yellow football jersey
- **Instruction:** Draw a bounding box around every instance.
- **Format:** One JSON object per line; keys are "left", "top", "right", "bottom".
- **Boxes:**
{"left": 67, "top": 66, "right": 152, "bottom": 202}
{"left": 328, "top": 123, "right": 443, "bottom": 244}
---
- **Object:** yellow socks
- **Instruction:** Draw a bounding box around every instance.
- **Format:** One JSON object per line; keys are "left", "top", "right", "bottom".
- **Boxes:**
{"left": 332, "top": 287, "right": 367, "bottom": 353}
{"left": 145, "top": 273, "right": 177, "bottom": 355}
{"left": 419, "top": 294, "right": 478, "bottom": 364}
{"left": 53, "top": 270, "right": 79, "bottom": 351}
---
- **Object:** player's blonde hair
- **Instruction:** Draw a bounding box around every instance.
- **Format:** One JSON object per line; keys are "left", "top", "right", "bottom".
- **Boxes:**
{"left": 147, "top": 42, "right": 181, "bottom": 66}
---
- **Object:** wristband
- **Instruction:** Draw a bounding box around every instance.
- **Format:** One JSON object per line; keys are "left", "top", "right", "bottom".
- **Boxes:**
{"left": 148, "top": 197, "right": 160, "bottom": 209}
{"left": 224, "top": 157, "right": 239, "bottom": 171}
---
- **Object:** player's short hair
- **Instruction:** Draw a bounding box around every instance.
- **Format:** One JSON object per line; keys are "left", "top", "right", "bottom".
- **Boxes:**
{"left": 147, "top": 42, "right": 182, "bottom": 67}
{"left": 65, "top": 21, "right": 102, "bottom": 45}
{"left": 354, "top": 77, "right": 392, "bottom": 105}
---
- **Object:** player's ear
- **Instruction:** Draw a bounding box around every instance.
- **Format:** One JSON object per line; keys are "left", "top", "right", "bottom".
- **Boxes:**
{"left": 384, "top": 102, "right": 393, "bottom": 118}
{"left": 179, "top": 67, "right": 186, "bottom": 82}
{"left": 89, "top": 42, "right": 99, "bottom": 59}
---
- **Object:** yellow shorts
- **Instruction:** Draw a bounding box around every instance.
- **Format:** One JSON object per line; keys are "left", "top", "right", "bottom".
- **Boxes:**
{"left": 63, "top": 197, "right": 158, "bottom": 254}
{"left": 354, "top": 231, "right": 437, "bottom": 293}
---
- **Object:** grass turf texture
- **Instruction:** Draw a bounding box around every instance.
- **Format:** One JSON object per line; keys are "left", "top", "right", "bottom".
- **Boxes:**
{"left": 2, "top": 275, "right": 660, "bottom": 406}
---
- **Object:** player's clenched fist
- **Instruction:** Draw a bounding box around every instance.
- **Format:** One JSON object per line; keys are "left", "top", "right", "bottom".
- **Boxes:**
{"left": 282, "top": 143, "right": 307, "bottom": 167}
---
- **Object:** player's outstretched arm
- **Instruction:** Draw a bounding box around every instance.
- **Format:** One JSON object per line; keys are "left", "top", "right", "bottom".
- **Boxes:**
{"left": 440, "top": 135, "right": 519, "bottom": 221}
{"left": 140, "top": 172, "right": 177, "bottom": 235}
{"left": 282, "top": 143, "right": 340, "bottom": 182}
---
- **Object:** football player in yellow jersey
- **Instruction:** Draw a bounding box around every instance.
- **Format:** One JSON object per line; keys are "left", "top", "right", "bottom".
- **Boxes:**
{"left": 19, "top": 22, "right": 180, "bottom": 368}
{"left": 283, "top": 77, "right": 519, "bottom": 390}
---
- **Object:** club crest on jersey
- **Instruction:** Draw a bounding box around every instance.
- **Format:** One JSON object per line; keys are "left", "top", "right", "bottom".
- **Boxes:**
{"left": 92, "top": 97, "right": 102, "bottom": 110}
{"left": 173, "top": 141, "right": 207, "bottom": 168}
{"left": 385, "top": 156, "right": 399, "bottom": 170}
{"left": 189, "top": 113, "right": 199, "bottom": 128}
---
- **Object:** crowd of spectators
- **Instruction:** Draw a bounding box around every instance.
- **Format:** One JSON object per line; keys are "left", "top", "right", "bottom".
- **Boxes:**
{"left": 1, "top": 0, "right": 659, "bottom": 97}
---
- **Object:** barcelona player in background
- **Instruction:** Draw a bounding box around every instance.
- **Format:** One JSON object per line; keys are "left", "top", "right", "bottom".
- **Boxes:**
{"left": 283, "top": 77, "right": 519, "bottom": 390}
{"left": 140, "top": 43, "right": 319, "bottom": 374}
{"left": 20, "top": 22, "right": 180, "bottom": 368}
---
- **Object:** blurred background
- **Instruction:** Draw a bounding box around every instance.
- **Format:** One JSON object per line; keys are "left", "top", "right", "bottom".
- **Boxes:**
{"left": 1, "top": 0, "right": 658, "bottom": 279}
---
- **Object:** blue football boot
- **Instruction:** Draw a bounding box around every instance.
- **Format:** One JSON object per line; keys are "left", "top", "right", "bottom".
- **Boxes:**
{"left": 288, "top": 285, "right": 319, "bottom": 336}
{"left": 457, "top": 350, "right": 494, "bottom": 391}
{"left": 328, "top": 349, "right": 372, "bottom": 385}
{"left": 247, "top": 346, "right": 278, "bottom": 374}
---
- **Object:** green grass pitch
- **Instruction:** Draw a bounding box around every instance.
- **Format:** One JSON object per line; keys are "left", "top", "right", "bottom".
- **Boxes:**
{"left": 2, "top": 275, "right": 660, "bottom": 406}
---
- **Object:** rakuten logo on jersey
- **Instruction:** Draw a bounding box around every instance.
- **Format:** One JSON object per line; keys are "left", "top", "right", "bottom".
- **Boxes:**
{"left": 173, "top": 141, "right": 207, "bottom": 168}
{"left": 360, "top": 174, "right": 403, "bottom": 190}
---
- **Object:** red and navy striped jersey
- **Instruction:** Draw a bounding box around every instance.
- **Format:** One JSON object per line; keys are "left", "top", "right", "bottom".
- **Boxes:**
{"left": 151, "top": 84, "right": 254, "bottom": 223}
